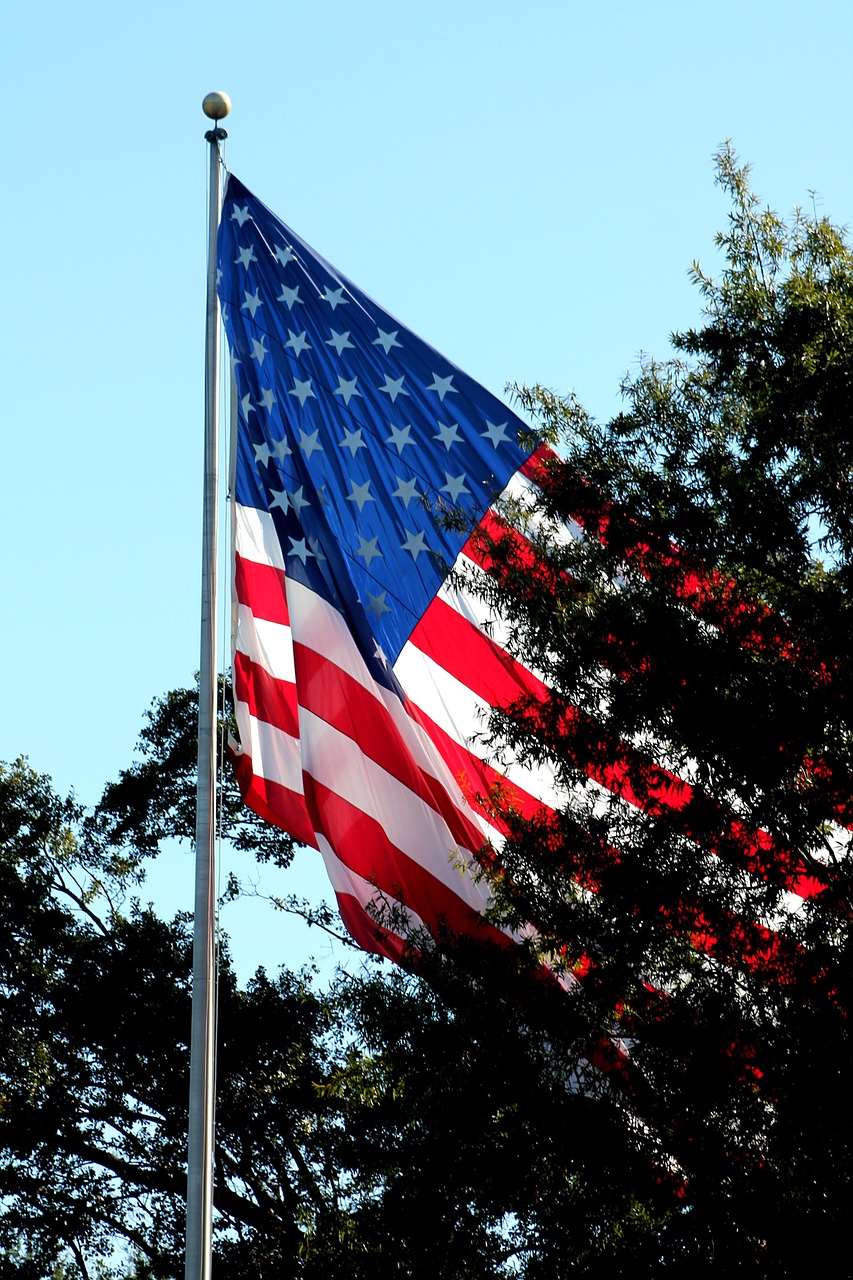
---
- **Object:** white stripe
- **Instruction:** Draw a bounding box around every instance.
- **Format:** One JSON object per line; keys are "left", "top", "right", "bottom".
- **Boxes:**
{"left": 318, "top": 835, "right": 429, "bottom": 932}
{"left": 498, "top": 468, "right": 583, "bottom": 545}
{"left": 397, "top": 636, "right": 567, "bottom": 813}
{"left": 434, "top": 563, "right": 523, "bottom": 654}
{"left": 234, "top": 700, "right": 305, "bottom": 797}
{"left": 235, "top": 502, "right": 286, "bottom": 571}
{"left": 318, "top": 838, "right": 553, "bottom": 960}
{"left": 432, "top": 553, "right": 552, "bottom": 690}
{"left": 235, "top": 605, "right": 296, "bottom": 685}
{"left": 286, "top": 576, "right": 496, "bottom": 834}
{"left": 762, "top": 890, "right": 809, "bottom": 929}
{"left": 298, "top": 707, "right": 493, "bottom": 915}
{"left": 243, "top": 690, "right": 491, "bottom": 914}
{"left": 820, "top": 821, "right": 851, "bottom": 865}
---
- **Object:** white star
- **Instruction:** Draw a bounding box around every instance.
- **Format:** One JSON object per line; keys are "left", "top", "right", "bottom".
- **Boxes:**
{"left": 288, "top": 537, "right": 314, "bottom": 565}
{"left": 356, "top": 535, "right": 383, "bottom": 567}
{"left": 241, "top": 289, "right": 264, "bottom": 318}
{"left": 378, "top": 375, "right": 409, "bottom": 403}
{"left": 434, "top": 421, "right": 462, "bottom": 450}
{"left": 288, "top": 486, "right": 311, "bottom": 517}
{"left": 392, "top": 476, "right": 419, "bottom": 506}
{"left": 285, "top": 330, "right": 312, "bottom": 357}
{"left": 307, "top": 534, "right": 326, "bottom": 561}
{"left": 274, "top": 243, "right": 295, "bottom": 267}
{"left": 374, "top": 328, "right": 402, "bottom": 354}
{"left": 231, "top": 205, "right": 251, "bottom": 226}
{"left": 386, "top": 424, "right": 414, "bottom": 454}
{"left": 250, "top": 336, "right": 268, "bottom": 366}
{"left": 277, "top": 283, "right": 302, "bottom": 309}
{"left": 269, "top": 489, "right": 290, "bottom": 513}
{"left": 235, "top": 245, "right": 257, "bottom": 270}
{"left": 253, "top": 440, "right": 273, "bottom": 467}
{"left": 259, "top": 387, "right": 277, "bottom": 412}
{"left": 334, "top": 376, "right": 361, "bottom": 406}
{"left": 373, "top": 639, "right": 389, "bottom": 667}
{"left": 289, "top": 378, "right": 315, "bottom": 406}
{"left": 271, "top": 436, "right": 291, "bottom": 461}
{"left": 482, "top": 420, "right": 511, "bottom": 448}
{"left": 327, "top": 329, "right": 355, "bottom": 356}
{"left": 297, "top": 429, "right": 323, "bottom": 459}
{"left": 440, "top": 472, "right": 470, "bottom": 503}
{"left": 346, "top": 479, "right": 375, "bottom": 511}
{"left": 240, "top": 393, "right": 255, "bottom": 419}
{"left": 365, "top": 591, "right": 391, "bottom": 620}
{"left": 400, "top": 529, "right": 428, "bottom": 560}
{"left": 321, "top": 285, "right": 348, "bottom": 309}
{"left": 339, "top": 428, "right": 366, "bottom": 458}
{"left": 427, "top": 373, "right": 457, "bottom": 401}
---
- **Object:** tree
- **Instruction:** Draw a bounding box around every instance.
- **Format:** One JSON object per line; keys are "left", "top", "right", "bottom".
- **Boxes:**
{"left": 0, "top": 755, "right": 478, "bottom": 1276}
{"left": 5, "top": 148, "right": 852, "bottom": 1277}
{"left": 0, "top": 747, "right": 675, "bottom": 1278}
{"left": 453, "top": 145, "right": 853, "bottom": 1272}
{"left": 85, "top": 685, "right": 679, "bottom": 1276}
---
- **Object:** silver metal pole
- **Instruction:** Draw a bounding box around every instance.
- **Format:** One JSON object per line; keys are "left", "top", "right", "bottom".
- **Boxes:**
{"left": 186, "top": 90, "right": 231, "bottom": 1280}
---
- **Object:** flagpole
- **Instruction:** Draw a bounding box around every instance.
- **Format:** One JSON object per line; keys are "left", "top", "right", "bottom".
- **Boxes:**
{"left": 186, "top": 89, "right": 230, "bottom": 1280}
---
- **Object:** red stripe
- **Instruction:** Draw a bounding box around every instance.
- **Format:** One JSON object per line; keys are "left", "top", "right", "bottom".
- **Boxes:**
{"left": 520, "top": 442, "right": 555, "bottom": 482}
{"left": 233, "top": 649, "right": 300, "bottom": 741}
{"left": 526, "top": 453, "right": 837, "bottom": 737}
{"left": 318, "top": 812, "right": 644, "bottom": 1090}
{"left": 407, "top": 697, "right": 546, "bottom": 830}
{"left": 305, "top": 779, "right": 505, "bottom": 945}
{"left": 466, "top": 463, "right": 837, "bottom": 886}
{"left": 334, "top": 892, "right": 416, "bottom": 964}
{"left": 465, "top": 509, "right": 556, "bottom": 583}
{"left": 229, "top": 743, "right": 317, "bottom": 849}
{"left": 687, "top": 907, "right": 808, "bottom": 985}
{"left": 413, "top": 595, "right": 827, "bottom": 901}
{"left": 235, "top": 552, "right": 290, "bottom": 625}
{"left": 404, "top": 730, "right": 811, "bottom": 988}
{"left": 412, "top": 593, "right": 538, "bottom": 712}
{"left": 293, "top": 642, "right": 489, "bottom": 861}
{"left": 517, "top": 697, "right": 828, "bottom": 901}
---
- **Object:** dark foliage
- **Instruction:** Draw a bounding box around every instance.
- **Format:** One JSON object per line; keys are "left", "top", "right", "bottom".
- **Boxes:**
{"left": 3, "top": 149, "right": 851, "bottom": 1276}
{"left": 454, "top": 146, "right": 853, "bottom": 1272}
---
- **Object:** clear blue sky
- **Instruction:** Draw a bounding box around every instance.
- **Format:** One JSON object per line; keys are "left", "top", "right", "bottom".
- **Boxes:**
{"left": 4, "top": 0, "right": 852, "bottom": 978}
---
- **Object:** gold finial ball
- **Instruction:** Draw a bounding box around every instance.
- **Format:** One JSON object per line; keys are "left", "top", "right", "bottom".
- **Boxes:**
{"left": 202, "top": 91, "right": 232, "bottom": 121}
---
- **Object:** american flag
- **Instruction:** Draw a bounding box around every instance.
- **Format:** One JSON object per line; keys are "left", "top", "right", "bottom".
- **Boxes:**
{"left": 218, "top": 175, "right": 554, "bottom": 959}
{"left": 217, "top": 177, "right": 828, "bottom": 975}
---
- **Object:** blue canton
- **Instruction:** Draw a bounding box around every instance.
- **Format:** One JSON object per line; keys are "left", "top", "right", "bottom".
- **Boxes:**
{"left": 218, "top": 174, "right": 536, "bottom": 670}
